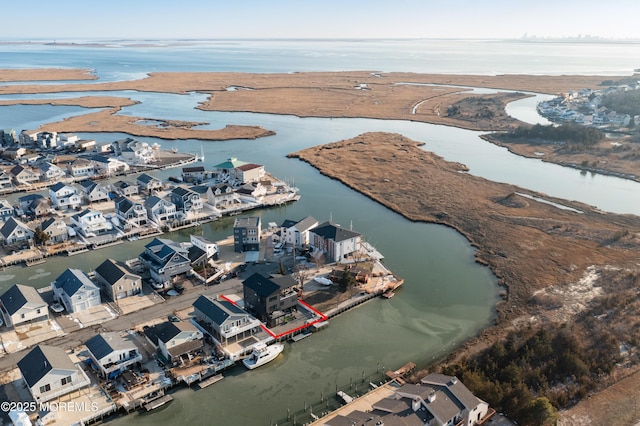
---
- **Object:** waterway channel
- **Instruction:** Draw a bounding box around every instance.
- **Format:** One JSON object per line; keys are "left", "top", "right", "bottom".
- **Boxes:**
{"left": 0, "top": 88, "right": 638, "bottom": 424}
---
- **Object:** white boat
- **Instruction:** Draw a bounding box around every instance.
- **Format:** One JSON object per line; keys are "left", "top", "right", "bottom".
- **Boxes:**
{"left": 314, "top": 276, "right": 333, "bottom": 286}
{"left": 242, "top": 343, "right": 284, "bottom": 369}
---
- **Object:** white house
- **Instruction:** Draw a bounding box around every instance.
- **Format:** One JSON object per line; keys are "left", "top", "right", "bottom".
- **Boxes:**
{"left": 10, "top": 165, "right": 40, "bottom": 186}
{"left": 119, "top": 140, "right": 155, "bottom": 165}
{"left": 66, "top": 158, "right": 94, "bottom": 178}
{"left": 38, "top": 162, "right": 67, "bottom": 182}
{"left": 0, "top": 284, "right": 49, "bottom": 329}
{"left": 91, "top": 155, "right": 129, "bottom": 176}
{"left": 280, "top": 216, "right": 319, "bottom": 248}
{"left": 51, "top": 268, "right": 101, "bottom": 313}
{"left": 0, "top": 199, "right": 13, "bottom": 223}
{"left": 145, "top": 321, "right": 203, "bottom": 363}
{"left": 114, "top": 196, "right": 148, "bottom": 228}
{"left": 85, "top": 332, "right": 143, "bottom": 379}
{"left": 309, "top": 221, "right": 362, "bottom": 263}
{"left": 190, "top": 235, "right": 218, "bottom": 260}
{"left": 17, "top": 345, "right": 90, "bottom": 403}
{"left": 49, "top": 182, "right": 82, "bottom": 210}
{"left": 70, "top": 209, "right": 113, "bottom": 237}
{"left": 144, "top": 196, "right": 177, "bottom": 225}
{"left": 0, "top": 217, "right": 34, "bottom": 246}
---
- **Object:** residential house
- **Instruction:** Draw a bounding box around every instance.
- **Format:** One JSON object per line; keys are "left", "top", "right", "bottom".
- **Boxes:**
{"left": 326, "top": 374, "right": 490, "bottom": 426}
{"left": 0, "top": 199, "right": 13, "bottom": 223}
{"left": 76, "top": 139, "right": 96, "bottom": 151}
{"left": 49, "top": 182, "right": 82, "bottom": 210}
{"left": 0, "top": 171, "right": 13, "bottom": 191}
{"left": 235, "top": 163, "right": 265, "bottom": 183}
{"left": 19, "top": 130, "right": 39, "bottom": 146}
{"left": 85, "top": 332, "right": 143, "bottom": 379}
{"left": 39, "top": 217, "right": 69, "bottom": 245}
{"left": 51, "top": 268, "right": 101, "bottom": 313}
{"left": 70, "top": 209, "right": 113, "bottom": 237}
{"left": 1, "top": 129, "right": 18, "bottom": 146}
{"left": 139, "top": 237, "right": 191, "bottom": 288}
{"left": 182, "top": 166, "right": 206, "bottom": 183}
{"left": 91, "top": 155, "right": 129, "bottom": 176}
{"left": 137, "top": 173, "right": 163, "bottom": 194}
{"left": 280, "top": 216, "right": 318, "bottom": 248}
{"left": 202, "top": 183, "right": 235, "bottom": 207}
{"left": 37, "top": 132, "right": 57, "bottom": 149}
{"left": 17, "top": 345, "right": 91, "bottom": 403}
{"left": 193, "top": 295, "right": 261, "bottom": 348}
{"left": 190, "top": 235, "right": 218, "bottom": 260}
{"left": 233, "top": 216, "right": 261, "bottom": 252}
{"left": 309, "top": 221, "right": 362, "bottom": 263}
{"left": 17, "top": 194, "right": 50, "bottom": 218}
{"left": 1, "top": 146, "right": 26, "bottom": 160}
{"left": 59, "top": 133, "right": 79, "bottom": 148}
{"left": 111, "top": 180, "right": 138, "bottom": 197}
{"left": 235, "top": 182, "right": 268, "bottom": 203}
{"left": 169, "top": 186, "right": 203, "bottom": 214}
{"left": 94, "top": 258, "right": 142, "bottom": 301}
{"left": 114, "top": 196, "right": 148, "bottom": 229}
{"left": 0, "top": 284, "right": 49, "bottom": 329}
{"left": 20, "top": 153, "right": 41, "bottom": 165}
{"left": 17, "top": 194, "right": 45, "bottom": 215}
{"left": 0, "top": 217, "right": 34, "bottom": 246}
{"left": 118, "top": 139, "right": 155, "bottom": 165}
{"left": 38, "top": 162, "right": 67, "bottom": 182}
{"left": 78, "top": 179, "right": 110, "bottom": 204}
{"left": 144, "top": 321, "right": 203, "bottom": 364}
{"left": 144, "top": 196, "right": 177, "bottom": 225}
{"left": 10, "top": 165, "right": 40, "bottom": 186}
{"left": 65, "top": 158, "right": 94, "bottom": 178}
{"left": 242, "top": 272, "right": 298, "bottom": 326}
{"left": 213, "top": 157, "right": 251, "bottom": 183}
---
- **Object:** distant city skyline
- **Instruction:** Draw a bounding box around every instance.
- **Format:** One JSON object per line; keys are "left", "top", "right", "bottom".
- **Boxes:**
{"left": 2, "top": 0, "right": 639, "bottom": 41}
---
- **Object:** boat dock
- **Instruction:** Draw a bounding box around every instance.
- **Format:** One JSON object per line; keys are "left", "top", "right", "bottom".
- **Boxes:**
{"left": 197, "top": 374, "right": 224, "bottom": 389}
{"left": 337, "top": 390, "right": 353, "bottom": 404}
{"left": 143, "top": 394, "right": 173, "bottom": 411}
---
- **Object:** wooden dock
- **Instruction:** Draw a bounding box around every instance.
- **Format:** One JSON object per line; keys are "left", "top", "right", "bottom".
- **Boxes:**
{"left": 196, "top": 374, "right": 223, "bottom": 389}
{"left": 291, "top": 331, "right": 311, "bottom": 342}
{"left": 143, "top": 394, "right": 173, "bottom": 411}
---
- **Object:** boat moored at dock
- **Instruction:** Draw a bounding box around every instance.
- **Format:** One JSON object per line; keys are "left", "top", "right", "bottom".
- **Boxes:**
{"left": 242, "top": 343, "right": 284, "bottom": 369}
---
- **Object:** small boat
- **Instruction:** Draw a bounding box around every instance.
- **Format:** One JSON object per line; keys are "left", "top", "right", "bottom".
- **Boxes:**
{"left": 242, "top": 343, "right": 284, "bottom": 370}
{"left": 314, "top": 276, "right": 333, "bottom": 286}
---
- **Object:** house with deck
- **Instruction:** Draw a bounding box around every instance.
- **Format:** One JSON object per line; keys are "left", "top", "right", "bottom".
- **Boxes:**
{"left": 0, "top": 284, "right": 49, "bottom": 329}
{"left": 66, "top": 158, "right": 94, "bottom": 178}
{"left": 0, "top": 199, "right": 13, "bottom": 223}
{"left": 182, "top": 165, "right": 206, "bottom": 183}
{"left": 78, "top": 179, "right": 110, "bottom": 203}
{"left": 91, "top": 155, "right": 129, "bottom": 176}
{"left": 49, "top": 182, "right": 82, "bottom": 210}
{"left": 0, "top": 217, "right": 34, "bottom": 246}
{"left": 169, "top": 186, "right": 203, "bottom": 214}
{"left": 10, "top": 165, "right": 40, "bottom": 186}
{"left": 242, "top": 273, "right": 298, "bottom": 326}
{"left": 309, "top": 221, "right": 362, "bottom": 263}
{"left": 94, "top": 258, "right": 142, "bottom": 301}
{"left": 144, "top": 196, "right": 177, "bottom": 225}
{"left": 70, "top": 209, "right": 113, "bottom": 237}
{"left": 39, "top": 217, "right": 69, "bottom": 245}
{"left": 137, "top": 173, "right": 163, "bottom": 194}
{"left": 280, "top": 216, "right": 318, "bottom": 248}
{"left": 0, "top": 171, "right": 13, "bottom": 191}
{"left": 51, "top": 268, "right": 101, "bottom": 313}
{"left": 139, "top": 237, "right": 191, "bottom": 288}
{"left": 38, "top": 162, "right": 66, "bottom": 181}
{"left": 111, "top": 180, "right": 138, "bottom": 197}
{"left": 144, "top": 321, "right": 203, "bottom": 364}
{"left": 85, "top": 332, "right": 143, "bottom": 379}
{"left": 114, "top": 196, "right": 148, "bottom": 229}
{"left": 193, "top": 295, "right": 261, "bottom": 348}
{"left": 17, "top": 345, "right": 91, "bottom": 403}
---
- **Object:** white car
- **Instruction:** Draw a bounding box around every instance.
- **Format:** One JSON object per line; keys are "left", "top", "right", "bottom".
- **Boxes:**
{"left": 49, "top": 303, "right": 65, "bottom": 313}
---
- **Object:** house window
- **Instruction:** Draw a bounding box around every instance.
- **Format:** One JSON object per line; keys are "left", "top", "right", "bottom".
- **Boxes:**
{"left": 61, "top": 376, "right": 72, "bottom": 386}
{"left": 39, "top": 383, "right": 51, "bottom": 393}
{"left": 21, "top": 313, "right": 25, "bottom": 319}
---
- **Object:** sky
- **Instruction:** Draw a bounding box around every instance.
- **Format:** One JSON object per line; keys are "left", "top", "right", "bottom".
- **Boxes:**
{"left": 3, "top": 0, "right": 639, "bottom": 40}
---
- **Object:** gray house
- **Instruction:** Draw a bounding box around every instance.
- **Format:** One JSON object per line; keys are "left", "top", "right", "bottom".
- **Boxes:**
{"left": 139, "top": 238, "right": 191, "bottom": 288}
{"left": 78, "top": 179, "right": 110, "bottom": 203}
{"left": 233, "top": 216, "right": 261, "bottom": 252}
{"left": 144, "top": 196, "right": 177, "bottom": 225}
{"left": 137, "top": 173, "right": 163, "bottom": 194}
{"left": 1, "top": 217, "right": 34, "bottom": 246}
{"left": 0, "top": 283, "right": 49, "bottom": 329}
{"left": 193, "top": 295, "right": 261, "bottom": 346}
{"left": 242, "top": 273, "right": 298, "bottom": 326}
{"left": 85, "top": 332, "right": 142, "bottom": 379}
{"left": 17, "top": 345, "right": 90, "bottom": 403}
{"left": 94, "top": 258, "right": 142, "bottom": 301}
